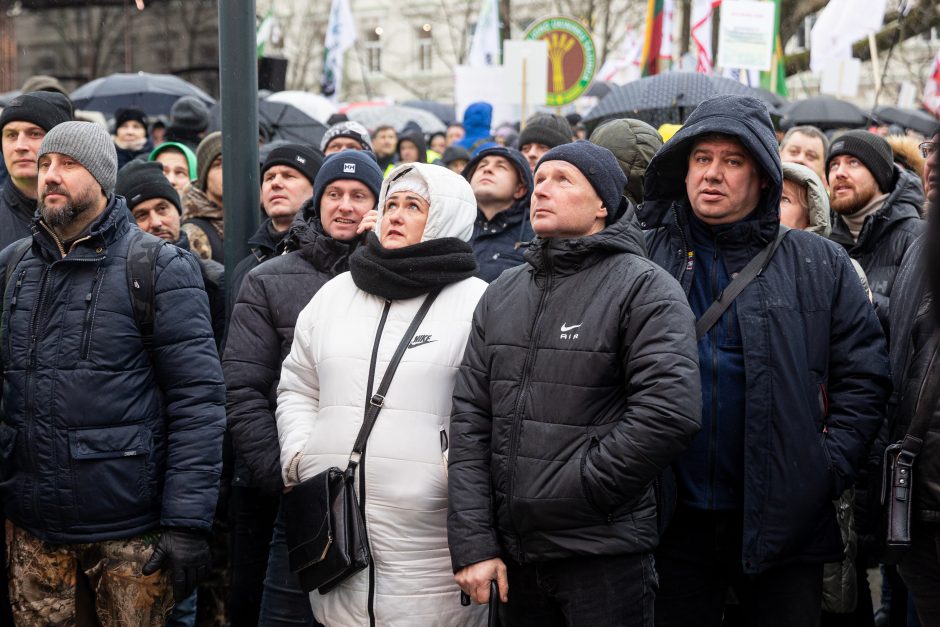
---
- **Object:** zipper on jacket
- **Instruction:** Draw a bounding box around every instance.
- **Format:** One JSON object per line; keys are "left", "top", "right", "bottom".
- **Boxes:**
{"left": 24, "top": 264, "right": 52, "bottom": 523}
{"left": 6, "top": 270, "right": 26, "bottom": 355}
{"left": 506, "top": 257, "right": 554, "bottom": 555}
{"left": 672, "top": 203, "right": 693, "bottom": 291}
{"left": 361, "top": 299, "right": 390, "bottom": 627}
{"left": 79, "top": 265, "right": 105, "bottom": 360}
{"left": 708, "top": 245, "right": 720, "bottom": 509}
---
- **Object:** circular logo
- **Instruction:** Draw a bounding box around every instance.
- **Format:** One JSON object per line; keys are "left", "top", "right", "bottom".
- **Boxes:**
{"left": 524, "top": 17, "right": 597, "bottom": 106}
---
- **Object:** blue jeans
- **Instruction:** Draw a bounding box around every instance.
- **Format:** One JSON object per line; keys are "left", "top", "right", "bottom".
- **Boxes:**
{"left": 165, "top": 591, "right": 197, "bottom": 627}
{"left": 501, "top": 552, "right": 657, "bottom": 626}
{"left": 258, "top": 507, "right": 315, "bottom": 626}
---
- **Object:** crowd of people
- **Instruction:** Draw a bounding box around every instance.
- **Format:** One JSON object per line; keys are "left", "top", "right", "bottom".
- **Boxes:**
{"left": 0, "top": 75, "right": 938, "bottom": 627}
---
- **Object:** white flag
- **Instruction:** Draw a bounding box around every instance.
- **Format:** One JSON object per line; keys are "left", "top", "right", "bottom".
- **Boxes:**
{"left": 660, "top": 0, "right": 676, "bottom": 66}
{"left": 924, "top": 48, "right": 940, "bottom": 117}
{"left": 598, "top": 26, "right": 643, "bottom": 84}
{"left": 467, "top": 0, "right": 500, "bottom": 67}
{"left": 321, "top": 0, "right": 358, "bottom": 102}
{"left": 810, "top": 0, "right": 887, "bottom": 73}
{"left": 691, "top": 0, "right": 719, "bottom": 74}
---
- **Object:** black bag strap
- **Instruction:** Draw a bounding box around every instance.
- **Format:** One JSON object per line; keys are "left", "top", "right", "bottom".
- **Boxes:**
{"left": 0, "top": 238, "right": 33, "bottom": 352}
{"left": 899, "top": 339, "right": 940, "bottom": 456}
{"left": 126, "top": 229, "right": 165, "bottom": 352}
{"left": 348, "top": 289, "right": 442, "bottom": 467}
{"left": 695, "top": 224, "right": 790, "bottom": 341}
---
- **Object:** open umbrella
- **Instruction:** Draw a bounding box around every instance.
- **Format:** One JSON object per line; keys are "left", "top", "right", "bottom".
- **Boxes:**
{"left": 749, "top": 87, "right": 788, "bottom": 116}
{"left": 402, "top": 100, "right": 457, "bottom": 125}
{"left": 265, "top": 91, "right": 337, "bottom": 125}
{"left": 346, "top": 105, "right": 447, "bottom": 134}
{"left": 583, "top": 72, "right": 755, "bottom": 131}
{"left": 70, "top": 72, "right": 214, "bottom": 116}
{"left": 869, "top": 106, "right": 939, "bottom": 136}
{"left": 208, "top": 101, "right": 327, "bottom": 147}
{"left": 780, "top": 96, "right": 867, "bottom": 131}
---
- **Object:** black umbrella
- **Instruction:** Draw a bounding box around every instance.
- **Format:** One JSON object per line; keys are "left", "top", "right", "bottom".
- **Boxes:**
{"left": 70, "top": 72, "right": 214, "bottom": 116}
{"left": 870, "top": 106, "right": 939, "bottom": 136}
{"left": 749, "top": 87, "right": 788, "bottom": 116}
{"left": 584, "top": 80, "right": 614, "bottom": 99}
{"left": 208, "top": 100, "right": 327, "bottom": 148}
{"left": 402, "top": 100, "right": 457, "bottom": 126}
{"left": 583, "top": 72, "right": 756, "bottom": 131}
{"left": 780, "top": 96, "right": 867, "bottom": 131}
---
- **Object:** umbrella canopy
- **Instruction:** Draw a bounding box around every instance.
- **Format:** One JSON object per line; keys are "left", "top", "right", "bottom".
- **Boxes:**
{"left": 870, "top": 106, "right": 939, "bottom": 136}
{"left": 265, "top": 91, "right": 337, "bottom": 125}
{"left": 70, "top": 72, "right": 214, "bottom": 116}
{"left": 346, "top": 105, "right": 447, "bottom": 134}
{"left": 208, "top": 100, "right": 327, "bottom": 148}
{"left": 584, "top": 80, "right": 614, "bottom": 99}
{"left": 749, "top": 87, "right": 788, "bottom": 116}
{"left": 583, "top": 72, "right": 756, "bottom": 131}
{"left": 402, "top": 100, "right": 457, "bottom": 126}
{"left": 780, "top": 96, "right": 867, "bottom": 131}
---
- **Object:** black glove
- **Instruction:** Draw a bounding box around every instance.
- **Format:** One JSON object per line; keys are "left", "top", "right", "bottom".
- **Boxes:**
{"left": 141, "top": 528, "right": 211, "bottom": 602}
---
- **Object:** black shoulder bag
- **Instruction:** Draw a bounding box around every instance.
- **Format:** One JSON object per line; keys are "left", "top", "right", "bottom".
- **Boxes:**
{"left": 283, "top": 289, "right": 442, "bottom": 594}
{"left": 882, "top": 338, "right": 940, "bottom": 565}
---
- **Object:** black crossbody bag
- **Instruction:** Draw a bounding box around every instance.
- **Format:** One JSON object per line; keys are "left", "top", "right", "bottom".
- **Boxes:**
{"left": 882, "top": 339, "right": 940, "bottom": 565}
{"left": 283, "top": 289, "right": 441, "bottom": 594}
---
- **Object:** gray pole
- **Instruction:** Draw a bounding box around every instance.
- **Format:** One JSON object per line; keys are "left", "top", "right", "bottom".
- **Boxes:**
{"left": 219, "top": 0, "right": 260, "bottom": 299}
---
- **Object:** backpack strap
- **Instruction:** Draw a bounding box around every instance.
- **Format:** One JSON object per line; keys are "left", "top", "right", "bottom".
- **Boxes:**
{"left": 1, "top": 238, "right": 34, "bottom": 352}
{"left": 182, "top": 217, "right": 224, "bottom": 263}
{"left": 126, "top": 230, "right": 165, "bottom": 353}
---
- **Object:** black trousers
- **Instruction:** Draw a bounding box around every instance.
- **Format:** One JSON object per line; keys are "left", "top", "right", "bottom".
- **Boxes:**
{"left": 655, "top": 507, "right": 823, "bottom": 627}
{"left": 228, "top": 486, "right": 280, "bottom": 627}
{"left": 900, "top": 521, "right": 940, "bottom": 627}
{"left": 501, "top": 552, "right": 657, "bottom": 627}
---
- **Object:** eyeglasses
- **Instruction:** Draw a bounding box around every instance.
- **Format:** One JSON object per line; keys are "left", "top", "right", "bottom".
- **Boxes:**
{"left": 919, "top": 141, "right": 937, "bottom": 159}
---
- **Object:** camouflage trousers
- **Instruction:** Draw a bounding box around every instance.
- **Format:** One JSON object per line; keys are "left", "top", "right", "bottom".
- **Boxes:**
{"left": 5, "top": 522, "right": 173, "bottom": 627}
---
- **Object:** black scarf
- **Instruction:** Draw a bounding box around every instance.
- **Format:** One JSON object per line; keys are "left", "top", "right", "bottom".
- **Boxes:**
{"left": 349, "top": 232, "right": 478, "bottom": 300}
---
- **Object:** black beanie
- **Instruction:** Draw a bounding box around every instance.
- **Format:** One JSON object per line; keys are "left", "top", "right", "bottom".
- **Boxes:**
{"left": 0, "top": 91, "right": 73, "bottom": 133}
{"left": 115, "top": 160, "right": 182, "bottom": 214}
{"left": 114, "top": 107, "right": 148, "bottom": 132}
{"left": 168, "top": 96, "right": 210, "bottom": 135}
{"left": 312, "top": 151, "right": 383, "bottom": 211}
{"left": 261, "top": 144, "right": 325, "bottom": 186}
{"left": 536, "top": 140, "right": 627, "bottom": 224}
{"left": 826, "top": 130, "right": 896, "bottom": 193}
{"left": 518, "top": 113, "right": 573, "bottom": 150}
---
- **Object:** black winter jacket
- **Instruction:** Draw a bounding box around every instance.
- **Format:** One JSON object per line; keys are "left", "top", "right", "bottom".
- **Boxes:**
{"left": 447, "top": 213, "right": 702, "bottom": 571}
{"left": 830, "top": 167, "right": 924, "bottom": 331}
{"left": 640, "top": 95, "right": 892, "bottom": 573}
{"left": 0, "top": 196, "right": 225, "bottom": 543}
{"left": 224, "top": 211, "right": 359, "bottom": 494}
{"left": 889, "top": 237, "right": 940, "bottom": 521}
{"left": 228, "top": 218, "right": 289, "bottom": 312}
{"left": 0, "top": 182, "right": 35, "bottom": 251}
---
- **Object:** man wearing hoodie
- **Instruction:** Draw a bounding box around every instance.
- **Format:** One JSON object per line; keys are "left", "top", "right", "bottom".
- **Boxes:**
{"left": 457, "top": 102, "right": 493, "bottom": 152}
{"left": 461, "top": 145, "right": 533, "bottom": 282}
{"left": 397, "top": 124, "right": 428, "bottom": 165}
{"left": 449, "top": 141, "right": 702, "bottom": 625}
{"left": 0, "top": 91, "right": 73, "bottom": 250}
{"left": 639, "top": 95, "right": 891, "bottom": 626}
{"left": 827, "top": 130, "right": 925, "bottom": 330}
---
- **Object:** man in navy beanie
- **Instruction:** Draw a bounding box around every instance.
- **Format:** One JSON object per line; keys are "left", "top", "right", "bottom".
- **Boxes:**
{"left": 448, "top": 140, "right": 702, "bottom": 625}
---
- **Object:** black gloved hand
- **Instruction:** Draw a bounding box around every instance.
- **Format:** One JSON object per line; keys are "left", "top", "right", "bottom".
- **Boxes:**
{"left": 141, "top": 528, "right": 211, "bottom": 602}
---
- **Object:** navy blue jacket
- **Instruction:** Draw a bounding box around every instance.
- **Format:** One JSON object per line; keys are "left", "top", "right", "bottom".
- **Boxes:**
{"left": 0, "top": 182, "right": 36, "bottom": 252}
{"left": 639, "top": 95, "right": 892, "bottom": 573}
{"left": 463, "top": 146, "right": 534, "bottom": 282}
{"left": 0, "top": 196, "right": 225, "bottom": 543}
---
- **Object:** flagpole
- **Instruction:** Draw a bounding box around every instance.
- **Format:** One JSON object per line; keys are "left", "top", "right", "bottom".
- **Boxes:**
{"left": 354, "top": 44, "right": 373, "bottom": 101}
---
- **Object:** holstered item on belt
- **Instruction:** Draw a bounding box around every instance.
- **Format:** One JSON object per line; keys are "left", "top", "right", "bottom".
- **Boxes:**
{"left": 881, "top": 436, "right": 922, "bottom": 564}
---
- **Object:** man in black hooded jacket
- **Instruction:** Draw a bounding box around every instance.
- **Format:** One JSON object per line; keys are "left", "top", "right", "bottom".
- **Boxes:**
{"left": 448, "top": 141, "right": 701, "bottom": 625}
{"left": 639, "top": 95, "right": 891, "bottom": 626}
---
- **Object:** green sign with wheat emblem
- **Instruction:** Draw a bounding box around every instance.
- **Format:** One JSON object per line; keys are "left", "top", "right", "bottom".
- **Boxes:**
{"left": 524, "top": 17, "right": 596, "bottom": 106}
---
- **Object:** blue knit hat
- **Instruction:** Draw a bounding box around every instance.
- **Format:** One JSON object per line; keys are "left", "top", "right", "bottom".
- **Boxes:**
{"left": 536, "top": 140, "right": 627, "bottom": 223}
{"left": 312, "top": 151, "right": 383, "bottom": 211}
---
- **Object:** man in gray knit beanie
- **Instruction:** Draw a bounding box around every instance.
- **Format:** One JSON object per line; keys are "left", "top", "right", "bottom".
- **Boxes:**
{"left": 36, "top": 121, "right": 117, "bottom": 240}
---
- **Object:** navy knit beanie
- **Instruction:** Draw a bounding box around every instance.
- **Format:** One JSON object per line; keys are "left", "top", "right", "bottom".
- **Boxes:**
{"left": 312, "top": 151, "right": 383, "bottom": 211}
{"left": 536, "top": 140, "right": 627, "bottom": 223}
{"left": 826, "top": 130, "right": 896, "bottom": 193}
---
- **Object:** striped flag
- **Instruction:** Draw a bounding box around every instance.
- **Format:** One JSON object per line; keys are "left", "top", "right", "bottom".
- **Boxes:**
{"left": 924, "top": 48, "right": 940, "bottom": 116}
{"left": 691, "top": 0, "right": 720, "bottom": 74}
{"left": 639, "top": 0, "right": 670, "bottom": 76}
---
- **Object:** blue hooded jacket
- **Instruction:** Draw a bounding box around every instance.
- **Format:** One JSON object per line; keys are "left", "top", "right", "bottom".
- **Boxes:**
{"left": 457, "top": 102, "right": 493, "bottom": 152}
{"left": 639, "top": 95, "right": 891, "bottom": 573}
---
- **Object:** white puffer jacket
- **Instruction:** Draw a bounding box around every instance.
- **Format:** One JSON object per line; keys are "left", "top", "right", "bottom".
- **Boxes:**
{"left": 277, "top": 163, "right": 488, "bottom": 626}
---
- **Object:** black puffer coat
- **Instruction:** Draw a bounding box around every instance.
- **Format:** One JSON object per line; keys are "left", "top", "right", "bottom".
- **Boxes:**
{"left": 889, "top": 236, "right": 940, "bottom": 521}
{"left": 228, "top": 217, "right": 289, "bottom": 311}
{"left": 0, "top": 196, "right": 225, "bottom": 543}
{"left": 830, "top": 167, "right": 924, "bottom": 331}
{"left": 0, "top": 183, "right": 35, "bottom": 251}
{"left": 447, "top": 212, "right": 702, "bottom": 571}
{"left": 224, "top": 208, "right": 359, "bottom": 494}
{"left": 640, "top": 95, "right": 892, "bottom": 573}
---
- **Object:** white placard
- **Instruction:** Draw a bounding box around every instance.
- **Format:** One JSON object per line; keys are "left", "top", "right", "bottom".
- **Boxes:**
{"left": 503, "top": 40, "right": 548, "bottom": 114}
{"left": 819, "top": 57, "right": 862, "bottom": 98}
{"left": 455, "top": 65, "right": 516, "bottom": 126}
{"left": 717, "top": 0, "right": 776, "bottom": 72}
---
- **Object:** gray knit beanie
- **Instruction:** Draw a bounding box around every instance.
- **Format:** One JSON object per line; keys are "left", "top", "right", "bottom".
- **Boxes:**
{"left": 38, "top": 121, "right": 118, "bottom": 194}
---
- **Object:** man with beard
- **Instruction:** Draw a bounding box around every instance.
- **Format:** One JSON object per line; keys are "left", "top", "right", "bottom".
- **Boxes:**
{"left": 827, "top": 130, "right": 925, "bottom": 329}
{"left": 0, "top": 121, "right": 224, "bottom": 625}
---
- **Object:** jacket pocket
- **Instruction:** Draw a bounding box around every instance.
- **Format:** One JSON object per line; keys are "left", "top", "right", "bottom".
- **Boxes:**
{"left": 580, "top": 436, "right": 606, "bottom": 514}
{"left": 4, "top": 269, "right": 27, "bottom": 359}
{"left": 68, "top": 423, "right": 152, "bottom": 523}
{"left": 79, "top": 266, "right": 105, "bottom": 360}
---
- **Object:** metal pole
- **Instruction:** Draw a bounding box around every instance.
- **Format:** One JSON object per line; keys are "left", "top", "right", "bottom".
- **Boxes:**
{"left": 219, "top": 0, "right": 260, "bottom": 302}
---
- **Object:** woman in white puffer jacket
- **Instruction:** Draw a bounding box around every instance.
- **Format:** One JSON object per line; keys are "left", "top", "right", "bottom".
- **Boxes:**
{"left": 276, "top": 162, "right": 488, "bottom": 626}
